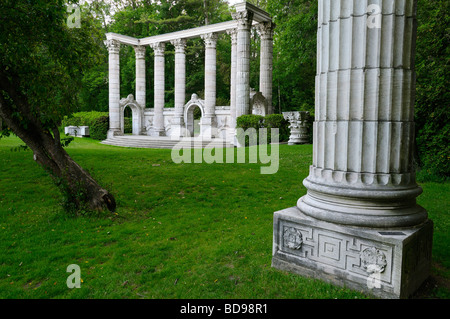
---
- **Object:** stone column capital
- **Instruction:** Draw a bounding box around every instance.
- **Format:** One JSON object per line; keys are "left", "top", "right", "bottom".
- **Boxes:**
{"left": 150, "top": 42, "right": 165, "bottom": 56}
{"left": 105, "top": 39, "right": 120, "bottom": 54}
{"left": 134, "top": 45, "right": 146, "bottom": 59}
{"left": 201, "top": 33, "right": 218, "bottom": 48}
{"left": 170, "top": 38, "right": 187, "bottom": 53}
{"left": 232, "top": 10, "right": 254, "bottom": 30}
{"left": 226, "top": 28, "right": 238, "bottom": 45}
{"left": 257, "top": 21, "right": 275, "bottom": 40}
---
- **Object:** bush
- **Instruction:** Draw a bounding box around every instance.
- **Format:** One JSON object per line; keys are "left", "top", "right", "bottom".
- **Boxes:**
{"left": 61, "top": 111, "right": 109, "bottom": 129}
{"left": 61, "top": 111, "right": 110, "bottom": 140}
{"left": 90, "top": 116, "right": 109, "bottom": 141}
{"left": 124, "top": 117, "right": 132, "bottom": 134}
{"left": 236, "top": 114, "right": 292, "bottom": 146}
{"left": 236, "top": 115, "right": 264, "bottom": 146}
{"left": 264, "top": 114, "right": 290, "bottom": 143}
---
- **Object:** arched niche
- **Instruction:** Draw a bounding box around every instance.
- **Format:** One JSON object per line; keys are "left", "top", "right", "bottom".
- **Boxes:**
{"left": 184, "top": 94, "right": 205, "bottom": 137}
{"left": 119, "top": 94, "right": 144, "bottom": 136}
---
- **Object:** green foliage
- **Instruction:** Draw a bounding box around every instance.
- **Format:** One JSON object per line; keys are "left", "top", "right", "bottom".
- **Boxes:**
{"left": 0, "top": 0, "right": 106, "bottom": 130}
{"left": 236, "top": 114, "right": 290, "bottom": 145}
{"left": 266, "top": 0, "right": 318, "bottom": 114}
{"left": 236, "top": 115, "right": 264, "bottom": 146}
{"left": 90, "top": 116, "right": 109, "bottom": 141}
{"left": 414, "top": 0, "right": 450, "bottom": 178}
{"left": 61, "top": 111, "right": 110, "bottom": 140}
{"left": 61, "top": 112, "right": 109, "bottom": 128}
{"left": 264, "top": 114, "right": 290, "bottom": 143}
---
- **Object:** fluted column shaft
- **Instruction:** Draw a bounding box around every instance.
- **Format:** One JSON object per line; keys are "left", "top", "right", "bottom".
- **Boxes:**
{"left": 134, "top": 46, "right": 146, "bottom": 108}
{"left": 298, "top": 0, "right": 427, "bottom": 228}
{"left": 170, "top": 39, "right": 187, "bottom": 138}
{"left": 202, "top": 33, "right": 218, "bottom": 116}
{"left": 257, "top": 22, "right": 274, "bottom": 114}
{"left": 227, "top": 28, "right": 238, "bottom": 132}
{"left": 151, "top": 42, "right": 166, "bottom": 136}
{"left": 200, "top": 33, "right": 218, "bottom": 139}
{"left": 106, "top": 39, "right": 121, "bottom": 137}
{"left": 172, "top": 39, "right": 187, "bottom": 117}
{"left": 232, "top": 10, "right": 253, "bottom": 117}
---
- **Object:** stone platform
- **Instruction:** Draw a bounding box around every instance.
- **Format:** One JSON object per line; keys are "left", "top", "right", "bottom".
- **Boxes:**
{"left": 101, "top": 135, "right": 234, "bottom": 149}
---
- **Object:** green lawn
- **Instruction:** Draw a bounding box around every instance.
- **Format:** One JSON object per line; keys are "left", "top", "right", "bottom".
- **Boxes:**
{"left": 0, "top": 136, "right": 448, "bottom": 299}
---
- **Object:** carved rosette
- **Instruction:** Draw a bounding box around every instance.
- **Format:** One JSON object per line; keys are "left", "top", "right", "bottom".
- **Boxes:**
{"left": 150, "top": 42, "right": 165, "bottom": 56}
{"left": 201, "top": 33, "right": 218, "bottom": 48}
{"left": 283, "top": 227, "right": 303, "bottom": 250}
{"left": 105, "top": 39, "right": 120, "bottom": 54}
{"left": 232, "top": 10, "right": 254, "bottom": 30}
{"left": 134, "top": 45, "right": 146, "bottom": 59}
{"left": 360, "top": 247, "right": 388, "bottom": 274}
{"left": 171, "top": 38, "right": 187, "bottom": 53}
{"left": 257, "top": 21, "right": 275, "bottom": 40}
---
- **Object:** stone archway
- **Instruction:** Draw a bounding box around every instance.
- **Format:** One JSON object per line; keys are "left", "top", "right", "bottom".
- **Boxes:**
{"left": 120, "top": 94, "right": 144, "bottom": 136}
{"left": 184, "top": 94, "right": 205, "bottom": 137}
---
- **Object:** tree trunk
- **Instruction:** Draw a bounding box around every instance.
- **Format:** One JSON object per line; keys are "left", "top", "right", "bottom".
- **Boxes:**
{"left": 0, "top": 99, "right": 116, "bottom": 213}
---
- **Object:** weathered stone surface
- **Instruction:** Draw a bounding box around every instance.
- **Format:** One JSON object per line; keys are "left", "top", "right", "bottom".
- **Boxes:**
{"left": 272, "top": 207, "right": 433, "bottom": 299}
{"left": 273, "top": 0, "right": 433, "bottom": 298}
{"left": 283, "top": 111, "right": 310, "bottom": 145}
{"left": 150, "top": 42, "right": 166, "bottom": 137}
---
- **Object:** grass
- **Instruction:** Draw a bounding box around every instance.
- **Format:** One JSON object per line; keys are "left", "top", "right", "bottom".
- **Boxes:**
{"left": 0, "top": 135, "right": 448, "bottom": 299}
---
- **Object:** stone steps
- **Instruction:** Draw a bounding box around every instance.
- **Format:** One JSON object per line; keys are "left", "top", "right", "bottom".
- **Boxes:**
{"left": 101, "top": 136, "right": 235, "bottom": 149}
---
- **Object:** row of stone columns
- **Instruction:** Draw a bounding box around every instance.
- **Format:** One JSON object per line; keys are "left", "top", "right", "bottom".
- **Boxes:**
{"left": 106, "top": 15, "right": 274, "bottom": 140}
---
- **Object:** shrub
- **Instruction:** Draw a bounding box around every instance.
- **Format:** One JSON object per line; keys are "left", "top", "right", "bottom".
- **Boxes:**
{"left": 264, "top": 114, "right": 290, "bottom": 143}
{"left": 90, "top": 116, "right": 109, "bottom": 141}
{"left": 124, "top": 117, "right": 132, "bottom": 134}
{"left": 236, "top": 114, "right": 292, "bottom": 145}
{"left": 236, "top": 115, "right": 264, "bottom": 146}
{"left": 61, "top": 111, "right": 109, "bottom": 129}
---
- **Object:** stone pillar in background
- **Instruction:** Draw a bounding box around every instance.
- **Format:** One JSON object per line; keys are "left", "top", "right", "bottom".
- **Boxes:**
{"left": 150, "top": 42, "right": 166, "bottom": 136}
{"left": 106, "top": 39, "right": 121, "bottom": 138}
{"left": 134, "top": 46, "right": 146, "bottom": 108}
{"left": 257, "top": 21, "right": 275, "bottom": 115}
{"left": 232, "top": 10, "right": 253, "bottom": 118}
{"left": 134, "top": 45, "right": 146, "bottom": 135}
{"left": 200, "top": 32, "right": 218, "bottom": 139}
{"left": 227, "top": 28, "right": 238, "bottom": 144}
{"left": 170, "top": 38, "right": 187, "bottom": 139}
{"left": 272, "top": 0, "right": 433, "bottom": 299}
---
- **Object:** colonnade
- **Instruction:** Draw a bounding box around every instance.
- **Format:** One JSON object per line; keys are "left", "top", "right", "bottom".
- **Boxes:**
{"left": 105, "top": 2, "right": 274, "bottom": 140}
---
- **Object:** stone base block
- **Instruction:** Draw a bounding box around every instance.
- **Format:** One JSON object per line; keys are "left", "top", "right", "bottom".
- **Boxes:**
{"left": 107, "top": 129, "right": 122, "bottom": 139}
{"left": 272, "top": 207, "right": 433, "bottom": 299}
{"left": 148, "top": 129, "right": 166, "bottom": 137}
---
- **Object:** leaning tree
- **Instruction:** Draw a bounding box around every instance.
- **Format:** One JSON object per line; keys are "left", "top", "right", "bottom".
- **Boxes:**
{"left": 0, "top": 0, "right": 116, "bottom": 213}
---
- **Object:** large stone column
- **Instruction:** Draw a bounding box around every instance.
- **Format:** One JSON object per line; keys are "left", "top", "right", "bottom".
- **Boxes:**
{"left": 272, "top": 0, "right": 433, "bottom": 299}
{"left": 170, "top": 38, "right": 187, "bottom": 139}
{"left": 150, "top": 42, "right": 166, "bottom": 136}
{"left": 257, "top": 21, "right": 274, "bottom": 114}
{"left": 227, "top": 28, "right": 238, "bottom": 143}
{"left": 134, "top": 46, "right": 146, "bottom": 108}
{"left": 232, "top": 10, "right": 253, "bottom": 118}
{"left": 200, "top": 32, "right": 218, "bottom": 139}
{"left": 106, "top": 39, "right": 121, "bottom": 138}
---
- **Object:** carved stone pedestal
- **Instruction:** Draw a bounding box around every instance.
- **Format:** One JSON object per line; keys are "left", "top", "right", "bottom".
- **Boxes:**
{"left": 282, "top": 111, "right": 310, "bottom": 145}
{"left": 272, "top": 207, "right": 433, "bottom": 299}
